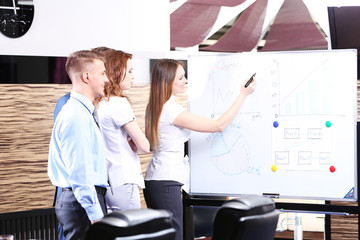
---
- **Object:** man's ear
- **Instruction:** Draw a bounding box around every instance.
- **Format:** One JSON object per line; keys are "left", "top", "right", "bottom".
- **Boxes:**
{"left": 81, "top": 72, "right": 89, "bottom": 84}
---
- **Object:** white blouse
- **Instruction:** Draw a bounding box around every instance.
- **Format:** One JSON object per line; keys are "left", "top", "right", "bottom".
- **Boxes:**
{"left": 97, "top": 97, "right": 145, "bottom": 188}
{"left": 145, "top": 96, "right": 191, "bottom": 185}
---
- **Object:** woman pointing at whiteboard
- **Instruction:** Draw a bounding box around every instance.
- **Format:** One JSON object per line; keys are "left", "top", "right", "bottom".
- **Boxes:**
{"left": 144, "top": 59, "right": 256, "bottom": 240}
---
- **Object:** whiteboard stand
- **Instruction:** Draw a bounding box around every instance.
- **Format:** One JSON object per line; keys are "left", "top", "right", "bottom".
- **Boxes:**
{"left": 182, "top": 122, "right": 360, "bottom": 240}
{"left": 183, "top": 191, "right": 360, "bottom": 239}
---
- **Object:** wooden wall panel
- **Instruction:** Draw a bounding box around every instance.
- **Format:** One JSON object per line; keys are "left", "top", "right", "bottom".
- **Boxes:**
{"left": 331, "top": 215, "right": 358, "bottom": 239}
{"left": 0, "top": 84, "right": 72, "bottom": 213}
{"left": 0, "top": 84, "right": 187, "bottom": 213}
{"left": 330, "top": 202, "right": 358, "bottom": 239}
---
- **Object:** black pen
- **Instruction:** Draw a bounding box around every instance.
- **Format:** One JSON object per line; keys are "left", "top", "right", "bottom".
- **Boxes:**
{"left": 245, "top": 73, "right": 256, "bottom": 88}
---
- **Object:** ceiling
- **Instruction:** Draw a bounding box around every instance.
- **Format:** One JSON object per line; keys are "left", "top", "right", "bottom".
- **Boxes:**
{"left": 170, "top": 0, "right": 329, "bottom": 52}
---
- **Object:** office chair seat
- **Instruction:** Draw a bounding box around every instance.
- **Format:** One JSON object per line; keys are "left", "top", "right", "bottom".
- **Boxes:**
{"left": 212, "top": 195, "right": 280, "bottom": 240}
{"left": 85, "top": 208, "right": 176, "bottom": 240}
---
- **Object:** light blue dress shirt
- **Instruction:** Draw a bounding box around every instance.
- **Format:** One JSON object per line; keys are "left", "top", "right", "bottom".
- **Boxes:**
{"left": 48, "top": 91, "right": 108, "bottom": 221}
{"left": 54, "top": 92, "right": 70, "bottom": 120}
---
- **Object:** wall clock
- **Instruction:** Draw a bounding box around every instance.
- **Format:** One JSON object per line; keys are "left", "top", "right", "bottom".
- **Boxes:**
{"left": 0, "top": 0, "right": 34, "bottom": 38}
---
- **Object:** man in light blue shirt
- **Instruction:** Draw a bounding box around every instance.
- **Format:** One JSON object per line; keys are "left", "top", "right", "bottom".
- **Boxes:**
{"left": 52, "top": 91, "right": 70, "bottom": 240}
{"left": 54, "top": 92, "right": 70, "bottom": 120}
{"left": 48, "top": 50, "right": 109, "bottom": 240}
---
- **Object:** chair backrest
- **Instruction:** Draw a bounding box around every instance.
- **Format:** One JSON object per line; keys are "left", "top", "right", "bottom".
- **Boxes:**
{"left": 85, "top": 208, "right": 176, "bottom": 240}
{"left": 193, "top": 206, "right": 218, "bottom": 238}
{"left": 212, "top": 195, "right": 279, "bottom": 240}
{"left": 192, "top": 195, "right": 227, "bottom": 238}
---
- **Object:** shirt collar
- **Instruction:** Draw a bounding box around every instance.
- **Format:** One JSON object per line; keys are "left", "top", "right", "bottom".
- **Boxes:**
{"left": 169, "top": 95, "right": 176, "bottom": 101}
{"left": 70, "top": 91, "right": 94, "bottom": 114}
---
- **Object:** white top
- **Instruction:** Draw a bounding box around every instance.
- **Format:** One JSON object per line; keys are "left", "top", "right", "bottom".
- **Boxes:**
{"left": 97, "top": 97, "right": 145, "bottom": 188}
{"left": 145, "top": 96, "right": 191, "bottom": 185}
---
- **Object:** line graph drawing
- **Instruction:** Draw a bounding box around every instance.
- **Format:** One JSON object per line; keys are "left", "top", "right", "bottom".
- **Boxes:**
{"left": 277, "top": 55, "right": 337, "bottom": 116}
{"left": 280, "top": 58, "right": 328, "bottom": 104}
{"left": 211, "top": 69, "right": 244, "bottom": 115}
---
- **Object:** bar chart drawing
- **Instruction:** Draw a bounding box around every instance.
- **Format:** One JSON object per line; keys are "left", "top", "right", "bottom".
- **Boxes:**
{"left": 276, "top": 55, "right": 338, "bottom": 117}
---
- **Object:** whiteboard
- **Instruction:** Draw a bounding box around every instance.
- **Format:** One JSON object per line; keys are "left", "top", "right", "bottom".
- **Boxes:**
{"left": 188, "top": 50, "right": 358, "bottom": 201}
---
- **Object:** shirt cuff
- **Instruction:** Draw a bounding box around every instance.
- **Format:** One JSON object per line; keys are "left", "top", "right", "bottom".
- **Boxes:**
{"left": 85, "top": 203, "right": 104, "bottom": 221}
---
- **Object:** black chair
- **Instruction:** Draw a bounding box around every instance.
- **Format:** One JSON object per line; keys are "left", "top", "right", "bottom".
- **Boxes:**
{"left": 193, "top": 206, "right": 218, "bottom": 238}
{"left": 85, "top": 208, "right": 176, "bottom": 240}
{"left": 212, "top": 195, "right": 280, "bottom": 240}
{"left": 192, "top": 195, "right": 227, "bottom": 239}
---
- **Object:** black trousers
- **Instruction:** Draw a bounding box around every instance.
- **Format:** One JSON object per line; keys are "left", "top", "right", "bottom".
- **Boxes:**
{"left": 55, "top": 189, "right": 107, "bottom": 240}
{"left": 144, "top": 180, "right": 183, "bottom": 240}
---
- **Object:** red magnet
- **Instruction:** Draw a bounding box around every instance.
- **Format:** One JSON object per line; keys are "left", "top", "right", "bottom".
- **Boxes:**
{"left": 329, "top": 165, "right": 336, "bottom": 173}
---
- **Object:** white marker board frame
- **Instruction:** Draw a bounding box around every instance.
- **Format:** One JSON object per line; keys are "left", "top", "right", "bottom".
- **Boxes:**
{"left": 188, "top": 49, "right": 358, "bottom": 201}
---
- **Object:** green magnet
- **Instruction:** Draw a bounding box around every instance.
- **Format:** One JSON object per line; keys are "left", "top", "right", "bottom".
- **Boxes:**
{"left": 325, "top": 121, "right": 332, "bottom": 128}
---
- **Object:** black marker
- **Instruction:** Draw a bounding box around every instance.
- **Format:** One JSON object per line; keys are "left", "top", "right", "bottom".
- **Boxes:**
{"left": 245, "top": 73, "right": 256, "bottom": 88}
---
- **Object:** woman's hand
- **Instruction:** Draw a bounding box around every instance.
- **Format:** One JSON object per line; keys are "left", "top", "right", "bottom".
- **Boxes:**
{"left": 241, "top": 77, "right": 256, "bottom": 96}
{"left": 127, "top": 135, "right": 138, "bottom": 152}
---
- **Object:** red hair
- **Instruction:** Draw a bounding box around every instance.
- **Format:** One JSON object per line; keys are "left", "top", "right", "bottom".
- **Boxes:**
{"left": 103, "top": 50, "right": 133, "bottom": 101}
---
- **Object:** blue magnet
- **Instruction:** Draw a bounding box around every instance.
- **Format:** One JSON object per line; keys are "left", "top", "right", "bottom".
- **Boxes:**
{"left": 273, "top": 121, "right": 279, "bottom": 128}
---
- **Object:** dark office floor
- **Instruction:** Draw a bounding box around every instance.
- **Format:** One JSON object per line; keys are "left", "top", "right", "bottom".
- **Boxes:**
{"left": 194, "top": 231, "right": 323, "bottom": 240}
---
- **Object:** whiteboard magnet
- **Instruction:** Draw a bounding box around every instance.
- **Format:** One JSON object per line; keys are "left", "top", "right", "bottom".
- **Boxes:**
{"left": 272, "top": 165, "right": 278, "bottom": 172}
{"left": 326, "top": 121, "right": 332, "bottom": 128}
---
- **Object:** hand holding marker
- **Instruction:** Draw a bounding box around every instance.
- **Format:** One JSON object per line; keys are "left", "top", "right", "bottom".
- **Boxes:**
{"left": 245, "top": 73, "right": 256, "bottom": 88}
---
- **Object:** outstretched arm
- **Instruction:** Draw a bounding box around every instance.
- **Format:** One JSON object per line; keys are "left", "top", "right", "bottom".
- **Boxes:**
{"left": 173, "top": 78, "right": 256, "bottom": 132}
